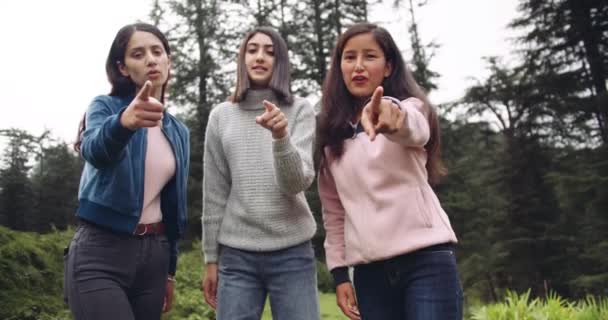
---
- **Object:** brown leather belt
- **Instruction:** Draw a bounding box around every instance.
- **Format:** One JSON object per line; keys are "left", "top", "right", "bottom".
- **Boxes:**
{"left": 133, "top": 222, "right": 165, "bottom": 236}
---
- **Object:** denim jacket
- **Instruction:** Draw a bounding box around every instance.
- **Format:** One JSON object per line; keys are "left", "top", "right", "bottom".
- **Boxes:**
{"left": 77, "top": 94, "right": 189, "bottom": 275}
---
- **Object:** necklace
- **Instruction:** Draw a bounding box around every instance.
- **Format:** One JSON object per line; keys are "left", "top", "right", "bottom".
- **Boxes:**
{"left": 348, "top": 120, "right": 359, "bottom": 139}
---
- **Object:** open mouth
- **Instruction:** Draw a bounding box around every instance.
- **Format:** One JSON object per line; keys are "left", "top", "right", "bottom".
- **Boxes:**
{"left": 147, "top": 71, "right": 161, "bottom": 79}
{"left": 352, "top": 75, "right": 368, "bottom": 84}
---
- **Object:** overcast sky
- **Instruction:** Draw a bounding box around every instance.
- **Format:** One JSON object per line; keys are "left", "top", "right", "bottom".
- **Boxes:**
{"left": 0, "top": 0, "right": 519, "bottom": 147}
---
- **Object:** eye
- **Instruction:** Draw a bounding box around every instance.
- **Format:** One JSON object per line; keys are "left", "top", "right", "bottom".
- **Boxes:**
{"left": 266, "top": 50, "right": 274, "bottom": 56}
{"left": 366, "top": 54, "right": 376, "bottom": 60}
{"left": 153, "top": 48, "right": 164, "bottom": 56}
{"left": 343, "top": 55, "right": 355, "bottom": 61}
{"left": 132, "top": 52, "right": 143, "bottom": 59}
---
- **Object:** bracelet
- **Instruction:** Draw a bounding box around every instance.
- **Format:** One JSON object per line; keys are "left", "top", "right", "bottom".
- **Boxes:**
{"left": 167, "top": 276, "right": 176, "bottom": 282}
{"left": 361, "top": 96, "right": 403, "bottom": 111}
{"left": 382, "top": 96, "right": 404, "bottom": 111}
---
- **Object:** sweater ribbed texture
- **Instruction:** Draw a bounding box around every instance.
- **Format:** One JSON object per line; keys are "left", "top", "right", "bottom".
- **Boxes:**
{"left": 202, "top": 89, "right": 317, "bottom": 263}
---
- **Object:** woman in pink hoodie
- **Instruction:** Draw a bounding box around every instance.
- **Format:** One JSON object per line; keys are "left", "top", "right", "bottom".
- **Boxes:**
{"left": 317, "top": 23, "right": 462, "bottom": 320}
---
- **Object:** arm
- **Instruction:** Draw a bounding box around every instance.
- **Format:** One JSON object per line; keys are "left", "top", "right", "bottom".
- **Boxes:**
{"left": 384, "top": 97, "right": 430, "bottom": 147}
{"left": 80, "top": 97, "right": 135, "bottom": 168}
{"left": 272, "top": 100, "right": 316, "bottom": 194}
{"left": 318, "top": 163, "right": 350, "bottom": 286}
{"left": 201, "top": 110, "right": 231, "bottom": 263}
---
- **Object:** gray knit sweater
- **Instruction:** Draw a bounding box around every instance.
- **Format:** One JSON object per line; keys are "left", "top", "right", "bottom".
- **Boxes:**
{"left": 202, "top": 89, "right": 317, "bottom": 263}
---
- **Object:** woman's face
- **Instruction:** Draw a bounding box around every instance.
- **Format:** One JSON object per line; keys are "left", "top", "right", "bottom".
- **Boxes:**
{"left": 340, "top": 32, "right": 392, "bottom": 99}
{"left": 245, "top": 32, "right": 275, "bottom": 88}
{"left": 119, "top": 31, "right": 170, "bottom": 96}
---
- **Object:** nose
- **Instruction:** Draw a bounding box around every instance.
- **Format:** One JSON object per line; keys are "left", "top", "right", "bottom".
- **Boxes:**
{"left": 354, "top": 56, "right": 364, "bottom": 72}
{"left": 145, "top": 51, "right": 158, "bottom": 66}
{"left": 255, "top": 49, "right": 265, "bottom": 62}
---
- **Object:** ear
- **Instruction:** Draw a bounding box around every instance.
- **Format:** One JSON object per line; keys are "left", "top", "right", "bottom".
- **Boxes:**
{"left": 117, "top": 61, "right": 129, "bottom": 77}
{"left": 384, "top": 61, "right": 393, "bottom": 78}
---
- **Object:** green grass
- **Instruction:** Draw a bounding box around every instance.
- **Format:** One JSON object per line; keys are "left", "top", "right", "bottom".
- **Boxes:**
{"left": 0, "top": 226, "right": 73, "bottom": 320}
{"left": 470, "top": 290, "right": 608, "bottom": 320}
{"left": 2, "top": 228, "right": 606, "bottom": 320}
{"left": 261, "top": 293, "right": 345, "bottom": 319}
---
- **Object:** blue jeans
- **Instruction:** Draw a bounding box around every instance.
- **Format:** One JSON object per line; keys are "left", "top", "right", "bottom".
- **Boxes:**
{"left": 353, "top": 244, "right": 463, "bottom": 320}
{"left": 216, "top": 241, "right": 320, "bottom": 320}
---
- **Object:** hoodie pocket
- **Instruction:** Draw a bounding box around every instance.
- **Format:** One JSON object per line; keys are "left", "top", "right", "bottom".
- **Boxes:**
{"left": 416, "top": 188, "right": 433, "bottom": 228}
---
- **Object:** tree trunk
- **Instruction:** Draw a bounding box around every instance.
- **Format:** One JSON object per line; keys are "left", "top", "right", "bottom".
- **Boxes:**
{"left": 569, "top": 0, "right": 607, "bottom": 143}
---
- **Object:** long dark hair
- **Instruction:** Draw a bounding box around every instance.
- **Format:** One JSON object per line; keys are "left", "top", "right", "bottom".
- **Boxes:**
{"left": 317, "top": 23, "right": 446, "bottom": 185}
{"left": 230, "top": 26, "right": 293, "bottom": 105}
{"left": 74, "top": 23, "right": 172, "bottom": 152}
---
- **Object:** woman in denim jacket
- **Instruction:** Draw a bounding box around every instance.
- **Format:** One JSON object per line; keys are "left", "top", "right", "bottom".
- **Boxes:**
{"left": 64, "top": 22, "right": 189, "bottom": 320}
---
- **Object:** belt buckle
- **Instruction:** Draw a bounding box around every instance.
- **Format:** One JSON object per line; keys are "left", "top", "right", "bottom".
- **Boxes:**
{"left": 135, "top": 224, "right": 148, "bottom": 236}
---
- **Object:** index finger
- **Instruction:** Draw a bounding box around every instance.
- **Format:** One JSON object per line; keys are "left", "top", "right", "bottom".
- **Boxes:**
{"left": 136, "top": 80, "right": 153, "bottom": 101}
{"left": 263, "top": 100, "right": 278, "bottom": 112}
{"left": 369, "top": 86, "right": 384, "bottom": 114}
{"left": 360, "top": 109, "right": 377, "bottom": 141}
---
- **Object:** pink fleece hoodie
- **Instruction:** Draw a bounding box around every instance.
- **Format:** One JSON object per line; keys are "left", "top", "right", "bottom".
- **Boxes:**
{"left": 318, "top": 97, "right": 458, "bottom": 271}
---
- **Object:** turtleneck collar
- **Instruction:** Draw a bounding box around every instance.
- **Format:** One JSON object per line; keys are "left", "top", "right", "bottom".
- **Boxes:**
{"left": 238, "top": 88, "right": 279, "bottom": 110}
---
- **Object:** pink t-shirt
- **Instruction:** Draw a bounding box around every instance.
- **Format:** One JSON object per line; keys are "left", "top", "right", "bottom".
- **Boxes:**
{"left": 139, "top": 126, "right": 176, "bottom": 224}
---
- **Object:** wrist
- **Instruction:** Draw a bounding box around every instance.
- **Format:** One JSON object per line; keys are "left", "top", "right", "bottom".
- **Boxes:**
{"left": 272, "top": 129, "right": 288, "bottom": 140}
{"left": 382, "top": 96, "right": 403, "bottom": 111}
{"left": 119, "top": 111, "right": 136, "bottom": 131}
{"left": 167, "top": 275, "right": 176, "bottom": 282}
{"left": 331, "top": 266, "right": 350, "bottom": 287}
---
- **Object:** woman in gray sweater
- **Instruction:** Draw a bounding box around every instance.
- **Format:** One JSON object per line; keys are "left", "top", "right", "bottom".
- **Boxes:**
{"left": 200, "top": 26, "right": 319, "bottom": 320}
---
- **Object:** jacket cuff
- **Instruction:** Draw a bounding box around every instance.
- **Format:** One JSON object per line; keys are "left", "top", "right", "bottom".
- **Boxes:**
{"left": 168, "top": 254, "right": 177, "bottom": 276}
{"left": 331, "top": 266, "right": 350, "bottom": 286}
{"left": 107, "top": 108, "right": 136, "bottom": 142}
{"left": 168, "top": 238, "right": 179, "bottom": 276}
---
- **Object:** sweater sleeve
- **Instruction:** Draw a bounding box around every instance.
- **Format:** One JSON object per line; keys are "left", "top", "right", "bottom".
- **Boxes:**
{"left": 80, "top": 96, "right": 136, "bottom": 168}
{"left": 202, "top": 109, "right": 231, "bottom": 264}
{"left": 385, "top": 97, "right": 430, "bottom": 147}
{"left": 271, "top": 99, "right": 316, "bottom": 194}
{"left": 318, "top": 160, "right": 348, "bottom": 274}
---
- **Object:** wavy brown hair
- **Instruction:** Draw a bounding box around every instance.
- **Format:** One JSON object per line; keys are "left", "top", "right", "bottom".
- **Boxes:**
{"left": 317, "top": 23, "right": 446, "bottom": 185}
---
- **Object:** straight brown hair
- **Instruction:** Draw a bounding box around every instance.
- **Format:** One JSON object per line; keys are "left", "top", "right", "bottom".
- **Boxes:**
{"left": 230, "top": 27, "right": 293, "bottom": 105}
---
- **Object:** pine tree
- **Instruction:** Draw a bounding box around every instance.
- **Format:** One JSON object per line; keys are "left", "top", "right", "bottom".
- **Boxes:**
{"left": 405, "top": 0, "right": 439, "bottom": 92}
{"left": 30, "top": 143, "right": 82, "bottom": 232}
{"left": 438, "top": 119, "right": 508, "bottom": 302}
{"left": 385, "top": 0, "right": 440, "bottom": 92}
{"left": 0, "top": 129, "right": 37, "bottom": 231}
{"left": 511, "top": 0, "right": 608, "bottom": 144}
{"left": 462, "top": 58, "right": 566, "bottom": 297}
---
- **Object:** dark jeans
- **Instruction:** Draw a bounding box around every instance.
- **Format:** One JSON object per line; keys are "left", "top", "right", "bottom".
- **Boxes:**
{"left": 64, "top": 220, "right": 170, "bottom": 320}
{"left": 353, "top": 244, "right": 463, "bottom": 320}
